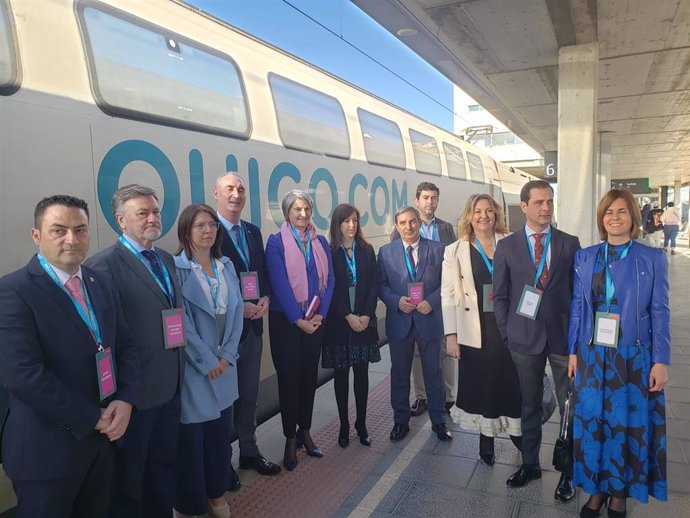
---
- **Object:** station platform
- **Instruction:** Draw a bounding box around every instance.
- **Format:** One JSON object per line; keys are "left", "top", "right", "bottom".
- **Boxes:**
{"left": 226, "top": 243, "right": 690, "bottom": 518}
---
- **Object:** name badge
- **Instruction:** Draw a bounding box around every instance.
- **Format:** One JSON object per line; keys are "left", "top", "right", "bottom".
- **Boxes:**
{"left": 408, "top": 282, "right": 424, "bottom": 305}
{"left": 482, "top": 284, "right": 494, "bottom": 313}
{"left": 516, "top": 285, "right": 542, "bottom": 320}
{"left": 594, "top": 311, "right": 620, "bottom": 348}
{"left": 240, "top": 271, "right": 259, "bottom": 300}
{"left": 348, "top": 286, "right": 356, "bottom": 312}
{"left": 96, "top": 347, "right": 117, "bottom": 401}
{"left": 162, "top": 308, "right": 186, "bottom": 349}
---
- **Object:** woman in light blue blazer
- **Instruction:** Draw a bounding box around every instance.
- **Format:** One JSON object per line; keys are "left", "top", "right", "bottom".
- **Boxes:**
{"left": 173, "top": 204, "right": 244, "bottom": 518}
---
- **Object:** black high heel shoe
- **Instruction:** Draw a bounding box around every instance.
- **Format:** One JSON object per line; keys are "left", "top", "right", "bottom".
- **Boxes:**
{"left": 296, "top": 429, "right": 323, "bottom": 458}
{"left": 355, "top": 421, "right": 371, "bottom": 446}
{"left": 580, "top": 494, "right": 609, "bottom": 518}
{"left": 479, "top": 434, "right": 495, "bottom": 466}
{"left": 338, "top": 424, "right": 350, "bottom": 448}
{"left": 283, "top": 437, "right": 298, "bottom": 471}
{"left": 607, "top": 497, "right": 625, "bottom": 518}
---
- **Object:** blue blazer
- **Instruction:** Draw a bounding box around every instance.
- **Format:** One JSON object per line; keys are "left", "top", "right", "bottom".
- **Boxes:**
{"left": 265, "top": 233, "right": 335, "bottom": 324}
{"left": 377, "top": 238, "right": 445, "bottom": 341}
{"left": 174, "top": 255, "right": 244, "bottom": 424}
{"left": 567, "top": 241, "right": 671, "bottom": 365}
{"left": 0, "top": 256, "right": 139, "bottom": 480}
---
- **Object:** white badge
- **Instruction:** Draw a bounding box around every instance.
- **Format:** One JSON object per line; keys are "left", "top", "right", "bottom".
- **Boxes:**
{"left": 516, "top": 285, "right": 542, "bottom": 320}
{"left": 594, "top": 311, "right": 620, "bottom": 348}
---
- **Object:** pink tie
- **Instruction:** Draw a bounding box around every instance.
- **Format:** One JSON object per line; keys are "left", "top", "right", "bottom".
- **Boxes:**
{"left": 65, "top": 276, "right": 88, "bottom": 315}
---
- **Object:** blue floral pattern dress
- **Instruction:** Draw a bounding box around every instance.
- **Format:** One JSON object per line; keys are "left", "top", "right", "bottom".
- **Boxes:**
{"left": 572, "top": 242, "right": 667, "bottom": 503}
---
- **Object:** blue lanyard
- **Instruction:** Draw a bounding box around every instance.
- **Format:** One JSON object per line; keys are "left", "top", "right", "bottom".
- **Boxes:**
{"left": 473, "top": 237, "right": 495, "bottom": 279}
{"left": 223, "top": 221, "right": 250, "bottom": 270}
{"left": 603, "top": 241, "right": 633, "bottom": 312}
{"left": 525, "top": 230, "right": 551, "bottom": 287}
{"left": 37, "top": 254, "right": 103, "bottom": 348}
{"left": 194, "top": 258, "right": 220, "bottom": 311}
{"left": 420, "top": 220, "right": 438, "bottom": 241}
{"left": 290, "top": 226, "right": 311, "bottom": 263}
{"left": 118, "top": 235, "right": 174, "bottom": 304}
{"left": 341, "top": 242, "right": 357, "bottom": 286}
{"left": 403, "top": 242, "right": 417, "bottom": 282}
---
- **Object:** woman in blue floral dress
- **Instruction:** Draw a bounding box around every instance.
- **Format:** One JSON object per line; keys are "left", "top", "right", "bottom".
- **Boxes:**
{"left": 567, "top": 189, "right": 670, "bottom": 518}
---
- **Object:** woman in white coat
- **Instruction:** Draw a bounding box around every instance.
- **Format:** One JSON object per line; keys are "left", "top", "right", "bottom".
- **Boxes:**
{"left": 442, "top": 194, "right": 522, "bottom": 465}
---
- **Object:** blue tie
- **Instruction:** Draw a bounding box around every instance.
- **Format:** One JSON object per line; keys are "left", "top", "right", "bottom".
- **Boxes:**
{"left": 231, "top": 225, "right": 245, "bottom": 257}
{"left": 141, "top": 249, "right": 167, "bottom": 291}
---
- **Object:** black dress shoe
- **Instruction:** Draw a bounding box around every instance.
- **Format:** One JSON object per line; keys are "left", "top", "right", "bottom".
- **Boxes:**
{"left": 338, "top": 426, "right": 350, "bottom": 448}
{"left": 239, "top": 454, "right": 281, "bottom": 476}
{"left": 580, "top": 494, "right": 609, "bottom": 518}
{"left": 410, "top": 399, "right": 428, "bottom": 417}
{"left": 554, "top": 472, "right": 576, "bottom": 502}
{"left": 506, "top": 465, "right": 542, "bottom": 487}
{"left": 355, "top": 423, "right": 371, "bottom": 446}
{"left": 479, "top": 434, "right": 494, "bottom": 465}
{"left": 431, "top": 423, "right": 452, "bottom": 441}
{"left": 389, "top": 423, "right": 410, "bottom": 442}
{"left": 228, "top": 465, "right": 241, "bottom": 491}
{"left": 358, "top": 434, "right": 372, "bottom": 446}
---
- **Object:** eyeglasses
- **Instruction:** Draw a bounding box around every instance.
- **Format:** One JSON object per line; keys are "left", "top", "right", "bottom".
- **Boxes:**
{"left": 192, "top": 222, "right": 220, "bottom": 231}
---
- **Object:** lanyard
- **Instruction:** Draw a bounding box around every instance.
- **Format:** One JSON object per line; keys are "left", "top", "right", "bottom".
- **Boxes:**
{"left": 420, "top": 220, "right": 438, "bottom": 241}
{"left": 473, "top": 237, "right": 495, "bottom": 279}
{"left": 194, "top": 258, "right": 220, "bottom": 311}
{"left": 223, "top": 221, "right": 250, "bottom": 270}
{"left": 403, "top": 242, "right": 417, "bottom": 282}
{"left": 37, "top": 254, "right": 103, "bottom": 348}
{"left": 341, "top": 242, "right": 357, "bottom": 286}
{"left": 118, "top": 235, "right": 174, "bottom": 305}
{"left": 290, "top": 226, "right": 311, "bottom": 263}
{"left": 525, "top": 230, "right": 551, "bottom": 287}
{"left": 603, "top": 241, "right": 633, "bottom": 312}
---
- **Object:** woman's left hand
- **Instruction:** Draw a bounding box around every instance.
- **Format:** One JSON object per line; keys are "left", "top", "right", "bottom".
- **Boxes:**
{"left": 649, "top": 363, "right": 668, "bottom": 392}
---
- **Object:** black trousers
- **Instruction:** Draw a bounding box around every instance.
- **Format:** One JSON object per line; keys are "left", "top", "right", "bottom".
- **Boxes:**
{"left": 269, "top": 310, "right": 324, "bottom": 438}
{"left": 233, "top": 327, "right": 263, "bottom": 458}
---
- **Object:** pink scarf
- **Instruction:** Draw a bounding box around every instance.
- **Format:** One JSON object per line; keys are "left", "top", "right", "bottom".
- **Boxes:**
{"left": 280, "top": 221, "right": 329, "bottom": 305}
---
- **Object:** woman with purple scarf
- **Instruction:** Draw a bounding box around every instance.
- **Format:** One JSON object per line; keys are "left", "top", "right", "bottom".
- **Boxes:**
{"left": 265, "top": 190, "right": 335, "bottom": 471}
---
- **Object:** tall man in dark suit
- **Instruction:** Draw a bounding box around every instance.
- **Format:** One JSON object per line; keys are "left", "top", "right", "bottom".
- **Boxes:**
{"left": 213, "top": 172, "right": 281, "bottom": 480}
{"left": 493, "top": 180, "right": 580, "bottom": 501}
{"left": 391, "top": 182, "right": 457, "bottom": 417}
{"left": 86, "top": 184, "right": 184, "bottom": 518}
{"left": 379, "top": 206, "right": 452, "bottom": 443}
{"left": 0, "top": 195, "right": 139, "bottom": 518}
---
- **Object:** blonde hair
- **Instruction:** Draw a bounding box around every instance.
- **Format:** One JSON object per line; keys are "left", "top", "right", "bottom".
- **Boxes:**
{"left": 596, "top": 189, "right": 641, "bottom": 240}
{"left": 458, "top": 194, "right": 508, "bottom": 241}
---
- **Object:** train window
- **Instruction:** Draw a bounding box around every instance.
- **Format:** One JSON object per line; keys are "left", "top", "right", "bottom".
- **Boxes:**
{"left": 466, "top": 151, "right": 486, "bottom": 183}
{"left": 269, "top": 74, "right": 350, "bottom": 159}
{"left": 409, "top": 129, "right": 441, "bottom": 176}
{"left": 443, "top": 142, "right": 467, "bottom": 180}
{"left": 77, "top": 2, "right": 250, "bottom": 138}
{"left": 0, "top": 0, "right": 20, "bottom": 95}
{"left": 357, "top": 109, "right": 405, "bottom": 169}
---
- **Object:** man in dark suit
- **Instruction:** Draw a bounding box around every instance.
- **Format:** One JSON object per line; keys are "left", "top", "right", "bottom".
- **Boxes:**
{"left": 213, "top": 172, "right": 280, "bottom": 481}
{"left": 378, "top": 206, "right": 452, "bottom": 443}
{"left": 86, "top": 185, "right": 184, "bottom": 518}
{"left": 0, "top": 195, "right": 139, "bottom": 518}
{"left": 493, "top": 180, "right": 580, "bottom": 501}
{"left": 391, "top": 181, "right": 456, "bottom": 417}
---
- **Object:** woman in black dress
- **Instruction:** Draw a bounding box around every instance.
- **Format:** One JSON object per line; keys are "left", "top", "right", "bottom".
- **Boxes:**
{"left": 441, "top": 194, "right": 522, "bottom": 464}
{"left": 323, "top": 204, "right": 380, "bottom": 448}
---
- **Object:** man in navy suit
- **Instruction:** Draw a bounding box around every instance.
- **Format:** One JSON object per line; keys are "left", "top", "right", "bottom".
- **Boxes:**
{"left": 378, "top": 206, "right": 451, "bottom": 442}
{"left": 493, "top": 180, "right": 580, "bottom": 501}
{"left": 0, "top": 195, "right": 139, "bottom": 518}
{"left": 213, "top": 172, "right": 281, "bottom": 480}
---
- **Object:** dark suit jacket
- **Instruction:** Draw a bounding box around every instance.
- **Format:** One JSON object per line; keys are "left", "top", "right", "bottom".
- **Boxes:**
{"left": 378, "top": 238, "right": 445, "bottom": 342}
{"left": 390, "top": 217, "right": 457, "bottom": 245}
{"left": 324, "top": 241, "right": 379, "bottom": 347}
{"left": 0, "top": 257, "right": 139, "bottom": 480}
{"left": 219, "top": 220, "right": 269, "bottom": 342}
{"left": 86, "top": 241, "right": 184, "bottom": 411}
{"left": 493, "top": 226, "right": 580, "bottom": 355}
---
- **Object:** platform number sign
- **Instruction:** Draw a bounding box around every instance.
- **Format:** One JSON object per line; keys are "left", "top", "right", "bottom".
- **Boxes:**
{"left": 544, "top": 151, "right": 557, "bottom": 179}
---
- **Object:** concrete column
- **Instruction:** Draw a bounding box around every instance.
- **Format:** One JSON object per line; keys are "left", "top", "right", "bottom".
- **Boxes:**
{"left": 674, "top": 180, "right": 682, "bottom": 205}
{"left": 557, "top": 43, "right": 598, "bottom": 246}
{"left": 598, "top": 132, "right": 613, "bottom": 202}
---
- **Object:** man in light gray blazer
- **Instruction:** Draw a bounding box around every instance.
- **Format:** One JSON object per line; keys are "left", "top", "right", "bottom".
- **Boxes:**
{"left": 86, "top": 184, "right": 184, "bottom": 518}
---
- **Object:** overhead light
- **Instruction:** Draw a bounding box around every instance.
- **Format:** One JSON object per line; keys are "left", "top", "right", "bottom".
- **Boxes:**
{"left": 396, "top": 28, "right": 418, "bottom": 37}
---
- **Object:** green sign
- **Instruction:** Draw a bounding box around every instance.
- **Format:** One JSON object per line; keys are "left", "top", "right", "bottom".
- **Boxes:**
{"left": 611, "top": 178, "right": 650, "bottom": 194}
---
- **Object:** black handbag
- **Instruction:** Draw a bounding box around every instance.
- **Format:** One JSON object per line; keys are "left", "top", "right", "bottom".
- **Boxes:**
{"left": 552, "top": 384, "right": 573, "bottom": 475}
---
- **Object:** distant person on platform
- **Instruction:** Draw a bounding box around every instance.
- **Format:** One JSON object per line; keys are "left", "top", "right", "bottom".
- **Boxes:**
{"left": 0, "top": 195, "right": 139, "bottom": 518}
{"left": 493, "top": 180, "right": 580, "bottom": 502}
{"left": 379, "top": 206, "right": 452, "bottom": 443}
{"left": 213, "top": 172, "right": 281, "bottom": 481}
{"left": 391, "top": 181, "right": 457, "bottom": 417}
{"left": 87, "top": 185, "right": 185, "bottom": 518}
{"left": 645, "top": 202, "right": 664, "bottom": 248}
{"left": 661, "top": 201, "right": 681, "bottom": 254}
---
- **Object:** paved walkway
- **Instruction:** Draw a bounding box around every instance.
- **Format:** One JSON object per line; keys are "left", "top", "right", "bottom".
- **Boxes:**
{"left": 224, "top": 245, "right": 690, "bottom": 518}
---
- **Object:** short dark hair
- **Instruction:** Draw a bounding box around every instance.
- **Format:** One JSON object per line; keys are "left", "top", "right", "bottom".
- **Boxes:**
{"left": 175, "top": 204, "right": 223, "bottom": 260}
{"left": 416, "top": 182, "right": 439, "bottom": 199}
{"left": 520, "top": 180, "right": 553, "bottom": 204}
{"left": 668, "top": 201, "right": 675, "bottom": 207}
{"left": 328, "top": 204, "right": 368, "bottom": 250}
{"left": 34, "top": 195, "right": 89, "bottom": 228}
